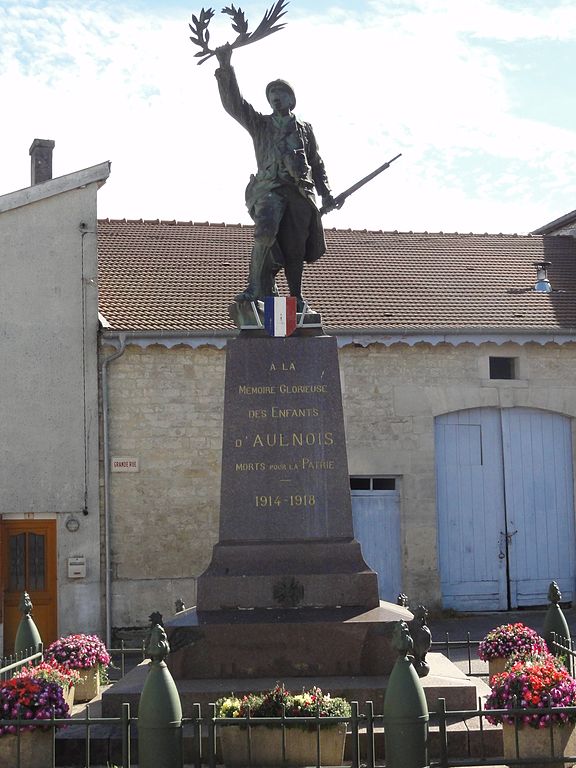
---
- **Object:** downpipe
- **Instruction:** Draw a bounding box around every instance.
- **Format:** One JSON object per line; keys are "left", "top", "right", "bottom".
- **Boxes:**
{"left": 100, "top": 334, "right": 127, "bottom": 648}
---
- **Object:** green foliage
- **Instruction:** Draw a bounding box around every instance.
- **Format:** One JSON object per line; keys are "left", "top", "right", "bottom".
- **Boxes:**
{"left": 215, "top": 683, "right": 351, "bottom": 720}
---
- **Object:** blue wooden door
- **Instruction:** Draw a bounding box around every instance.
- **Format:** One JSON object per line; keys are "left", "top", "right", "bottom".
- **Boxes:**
{"left": 352, "top": 490, "right": 402, "bottom": 601}
{"left": 502, "top": 409, "right": 575, "bottom": 606}
{"left": 436, "top": 408, "right": 575, "bottom": 610}
{"left": 436, "top": 408, "right": 508, "bottom": 610}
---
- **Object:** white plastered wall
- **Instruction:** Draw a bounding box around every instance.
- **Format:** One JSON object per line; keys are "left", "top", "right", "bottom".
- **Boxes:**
{"left": 0, "top": 174, "right": 106, "bottom": 651}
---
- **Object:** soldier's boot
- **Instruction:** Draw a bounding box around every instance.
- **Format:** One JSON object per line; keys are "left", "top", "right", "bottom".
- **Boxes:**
{"left": 284, "top": 261, "right": 306, "bottom": 313}
{"left": 234, "top": 243, "right": 271, "bottom": 303}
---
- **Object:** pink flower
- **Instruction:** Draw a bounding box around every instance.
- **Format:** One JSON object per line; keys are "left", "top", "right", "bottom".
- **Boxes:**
{"left": 45, "top": 634, "right": 110, "bottom": 670}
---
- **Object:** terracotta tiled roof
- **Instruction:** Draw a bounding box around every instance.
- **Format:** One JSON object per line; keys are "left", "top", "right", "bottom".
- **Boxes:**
{"left": 97, "top": 219, "right": 576, "bottom": 333}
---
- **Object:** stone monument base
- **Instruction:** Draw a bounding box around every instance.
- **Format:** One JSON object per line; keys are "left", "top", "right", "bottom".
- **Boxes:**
{"left": 165, "top": 600, "right": 411, "bottom": 680}
{"left": 196, "top": 538, "right": 379, "bottom": 610}
{"left": 101, "top": 652, "right": 489, "bottom": 717}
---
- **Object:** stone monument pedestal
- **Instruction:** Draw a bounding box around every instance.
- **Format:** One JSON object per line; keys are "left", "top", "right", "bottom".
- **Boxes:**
{"left": 102, "top": 333, "right": 485, "bottom": 722}
{"left": 164, "top": 332, "right": 410, "bottom": 686}
{"left": 167, "top": 602, "right": 410, "bottom": 680}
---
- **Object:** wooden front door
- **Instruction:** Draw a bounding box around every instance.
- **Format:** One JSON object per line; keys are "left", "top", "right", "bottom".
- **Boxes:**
{"left": 1, "top": 519, "right": 57, "bottom": 653}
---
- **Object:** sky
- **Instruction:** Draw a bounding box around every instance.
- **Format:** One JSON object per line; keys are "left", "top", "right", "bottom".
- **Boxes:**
{"left": 1, "top": 0, "right": 575, "bottom": 234}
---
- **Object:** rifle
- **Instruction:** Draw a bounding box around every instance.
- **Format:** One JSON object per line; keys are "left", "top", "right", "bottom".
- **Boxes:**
{"left": 320, "top": 153, "right": 402, "bottom": 215}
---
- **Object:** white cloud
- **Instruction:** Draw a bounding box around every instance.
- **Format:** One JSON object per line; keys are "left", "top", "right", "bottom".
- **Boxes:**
{"left": 1, "top": 0, "right": 575, "bottom": 235}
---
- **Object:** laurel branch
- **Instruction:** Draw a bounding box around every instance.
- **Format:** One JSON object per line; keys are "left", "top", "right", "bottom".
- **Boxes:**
{"left": 189, "top": 0, "right": 289, "bottom": 65}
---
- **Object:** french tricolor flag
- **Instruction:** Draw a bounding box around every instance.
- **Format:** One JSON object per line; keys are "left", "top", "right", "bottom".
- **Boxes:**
{"left": 264, "top": 297, "right": 297, "bottom": 337}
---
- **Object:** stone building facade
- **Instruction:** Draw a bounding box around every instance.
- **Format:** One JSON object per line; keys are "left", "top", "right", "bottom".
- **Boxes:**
{"left": 101, "top": 335, "right": 576, "bottom": 627}
{"left": 98, "top": 218, "right": 576, "bottom": 630}
{"left": 5, "top": 143, "right": 576, "bottom": 649}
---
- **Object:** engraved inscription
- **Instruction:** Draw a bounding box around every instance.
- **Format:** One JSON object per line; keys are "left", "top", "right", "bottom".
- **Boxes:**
{"left": 220, "top": 336, "right": 353, "bottom": 541}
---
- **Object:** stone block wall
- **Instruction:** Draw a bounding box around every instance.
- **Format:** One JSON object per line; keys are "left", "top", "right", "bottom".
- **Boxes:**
{"left": 105, "top": 343, "right": 224, "bottom": 626}
{"left": 104, "top": 338, "right": 576, "bottom": 623}
{"left": 340, "top": 340, "right": 576, "bottom": 605}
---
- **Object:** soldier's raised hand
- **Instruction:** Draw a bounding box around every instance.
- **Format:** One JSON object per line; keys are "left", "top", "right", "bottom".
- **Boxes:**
{"left": 215, "top": 43, "right": 233, "bottom": 67}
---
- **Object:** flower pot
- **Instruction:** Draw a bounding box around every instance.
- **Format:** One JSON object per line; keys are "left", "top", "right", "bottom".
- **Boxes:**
{"left": 488, "top": 657, "right": 507, "bottom": 677}
{"left": 503, "top": 721, "right": 576, "bottom": 768}
{"left": 0, "top": 729, "right": 54, "bottom": 768}
{"left": 64, "top": 684, "right": 75, "bottom": 712}
{"left": 73, "top": 665, "right": 100, "bottom": 703}
{"left": 220, "top": 723, "right": 347, "bottom": 768}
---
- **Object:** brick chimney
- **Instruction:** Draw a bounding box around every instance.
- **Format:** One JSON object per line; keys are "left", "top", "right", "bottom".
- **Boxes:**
{"left": 29, "top": 139, "right": 55, "bottom": 185}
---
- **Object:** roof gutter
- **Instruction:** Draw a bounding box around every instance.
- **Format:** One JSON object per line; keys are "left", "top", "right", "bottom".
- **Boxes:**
{"left": 101, "top": 328, "right": 235, "bottom": 349}
{"left": 325, "top": 326, "right": 576, "bottom": 347}
{"left": 99, "top": 325, "right": 576, "bottom": 350}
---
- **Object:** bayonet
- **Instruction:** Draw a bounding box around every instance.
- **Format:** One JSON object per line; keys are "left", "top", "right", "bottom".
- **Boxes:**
{"left": 320, "top": 153, "right": 402, "bottom": 215}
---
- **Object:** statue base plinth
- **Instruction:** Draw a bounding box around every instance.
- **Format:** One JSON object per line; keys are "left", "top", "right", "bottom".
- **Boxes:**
{"left": 165, "top": 601, "right": 412, "bottom": 680}
{"left": 196, "top": 538, "right": 380, "bottom": 610}
{"left": 228, "top": 299, "right": 322, "bottom": 331}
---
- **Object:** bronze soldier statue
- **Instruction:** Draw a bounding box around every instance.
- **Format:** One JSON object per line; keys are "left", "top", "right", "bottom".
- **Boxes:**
{"left": 214, "top": 43, "right": 337, "bottom": 310}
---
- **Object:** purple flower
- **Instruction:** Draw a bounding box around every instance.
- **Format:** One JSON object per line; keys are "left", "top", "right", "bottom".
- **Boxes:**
{"left": 45, "top": 633, "right": 110, "bottom": 670}
{"left": 479, "top": 623, "right": 548, "bottom": 662}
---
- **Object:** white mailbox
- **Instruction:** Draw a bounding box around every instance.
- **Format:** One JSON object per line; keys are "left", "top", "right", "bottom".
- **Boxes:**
{"left": 68, "top": 556, "right": 86, "bottom": 579}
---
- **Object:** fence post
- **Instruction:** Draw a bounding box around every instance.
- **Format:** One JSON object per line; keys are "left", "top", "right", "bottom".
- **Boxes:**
{"left": 542, "top": 581, "right": 571, "bottom": 660}
{"left": 383, "top": 620, "right": 429, "bottom": 768}
{"left": 138, "top": 621, "right": 183, "bottom": 768}
{"left": 14, "top": 592, "right": 42, "bottom": 657}
{"left": 350, "top": 701, "right": 360, "bottom": 768}
{"left": 121, "top": 701, "right": 131, "bottom": 768}
{"left": 192, "top": 702, "right": 202, "bottom": 768}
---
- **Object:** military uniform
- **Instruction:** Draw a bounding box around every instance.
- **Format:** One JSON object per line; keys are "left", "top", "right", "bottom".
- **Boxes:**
{"left": 215, "top": 64, "right": 332, "bottom": 304}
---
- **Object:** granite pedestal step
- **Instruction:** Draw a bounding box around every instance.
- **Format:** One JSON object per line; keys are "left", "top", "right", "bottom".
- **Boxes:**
{"left": 166, "top": 603, "right": 410, "bottom": 680}
{"left": 101, "top": 653, "right": 490, "bottom": 717}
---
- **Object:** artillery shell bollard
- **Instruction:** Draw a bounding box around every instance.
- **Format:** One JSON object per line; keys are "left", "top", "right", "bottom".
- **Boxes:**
{"left": 383, "top": 620, "right": 429, "bottom": 768}
{"left": 14, "top": 591, "right": 42, "bottom": 658}
{"left": 138, "top": 621, "right": 183, "bottom": 768}
{"left": 542, "top": 581, "right": 572, "bottom": 667}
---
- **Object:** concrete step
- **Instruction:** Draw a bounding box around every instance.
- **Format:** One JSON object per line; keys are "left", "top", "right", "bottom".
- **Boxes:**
{"left": 101, "top": 653, "right": 490, "bottom": 717}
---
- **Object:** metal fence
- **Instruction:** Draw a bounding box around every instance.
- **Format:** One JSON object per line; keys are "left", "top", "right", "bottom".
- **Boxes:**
{"left": 3, "top": 698, "right": 576, "bottom": 768}
{"left": 551, "top": 632, "right": 576, "bottom": 677}
{"left": 0, "top": 643, "right": 43, "bottom": 682}
{"left": 4, "top": 637, "right": 576, "bottom": 767}
{"left": 0, "top": 641, "right": 146, "bottom": 682}
{"left": 432, "top": 633, "right": 482, "bottom": 677}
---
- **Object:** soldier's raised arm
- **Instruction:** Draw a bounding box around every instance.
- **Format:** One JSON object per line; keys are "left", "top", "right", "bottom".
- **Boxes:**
{"left": 214, "top": 44, "right": 259, "bottom": 132}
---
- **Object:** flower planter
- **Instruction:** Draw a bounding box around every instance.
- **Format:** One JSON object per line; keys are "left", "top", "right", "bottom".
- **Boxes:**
{"left": 64, "top": 684, "right": 75, "bottom": 712}
{"left": 503, "top": 721, "right": 576, "bottom": 768}
{"left": 220, "top": 723, "right": 347, "bottom": 767}
{"left": 73, "top": 666, "right": 100, "bottom": 703}
{"left": 0, "top": 729, "right": 53, "bottom": 768}
{"left": 488, "top": 657, "right": 507, "bottom": 677}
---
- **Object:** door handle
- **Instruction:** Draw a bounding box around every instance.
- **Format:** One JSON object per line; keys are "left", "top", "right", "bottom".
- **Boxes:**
{"left": 498, "top": 529, "right": 517, "bottom": 559}
{"left": 498, "top": 531, "right": 506, "bottom": 559}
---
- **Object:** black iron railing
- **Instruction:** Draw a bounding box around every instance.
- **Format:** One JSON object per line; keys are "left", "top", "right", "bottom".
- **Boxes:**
{"left": 3, "top": 698, "right": 576, "bottom": 768}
